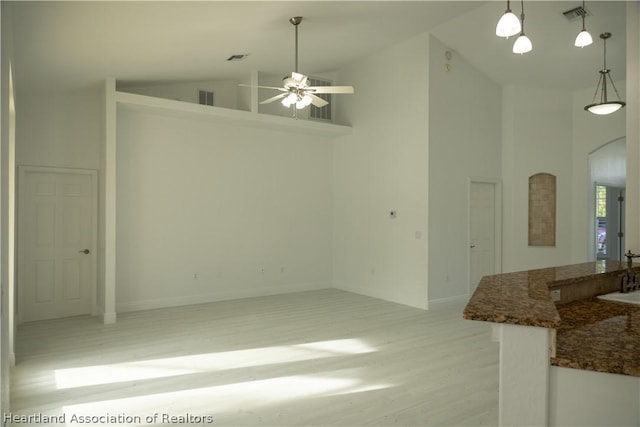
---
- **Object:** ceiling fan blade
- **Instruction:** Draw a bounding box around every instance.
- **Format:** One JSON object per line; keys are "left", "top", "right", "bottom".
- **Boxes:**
{"left": 307, "top": 93, "right": 329, "bottom": 108}
{"left": 260, "top": 93, "right": 288, "bottom": 105}
{"left": 239, "top": 83, "right": 287, "bottom": 91}
{"left": 306, "top": 85, "right": 355, "bottom": 94}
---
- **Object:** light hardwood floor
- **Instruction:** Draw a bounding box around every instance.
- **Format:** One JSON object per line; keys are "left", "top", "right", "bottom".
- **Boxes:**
{"left": 11, "top": 289, "right": 498, "bottom": 426}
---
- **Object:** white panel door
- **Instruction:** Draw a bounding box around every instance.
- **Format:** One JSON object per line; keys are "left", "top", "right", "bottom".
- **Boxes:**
{"left": 19, "top": 168, "right": 96, "bottom": 322}
{"left": 469, "top": 182, "right": 496, "bottom": 295}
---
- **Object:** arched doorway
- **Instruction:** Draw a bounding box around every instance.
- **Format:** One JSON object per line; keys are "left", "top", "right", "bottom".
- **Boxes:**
{"left": 589, "top": 137, "right": 626, "bottom": 261}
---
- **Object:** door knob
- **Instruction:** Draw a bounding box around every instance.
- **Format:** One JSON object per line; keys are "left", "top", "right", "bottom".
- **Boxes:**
{"left": 79, "top": 249, "right": 90, "bottom": 254}
{"left": 470, "top": 245, "right": 476, "bottom": 249}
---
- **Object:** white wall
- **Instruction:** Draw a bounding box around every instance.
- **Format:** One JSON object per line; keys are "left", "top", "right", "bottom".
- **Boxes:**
{"left": 120, "top": 79, "right": 240, "bottom": 110}
{"left": 331, "top": 33, "right": 429, "bottom": 309}
{"left": 115, "top": 109, "right": 334, "bottom": 311}
{"left": 427, "top": 35, "right": 502, "bottom": 304}
{"left": 502, "top": 86, "right": 574, "bottom": 272}
{"left": 571, "top": 83, "right": 626, "bottom": 263}
{"left": 16, "top": 89, "right": 102, "bottom": 169}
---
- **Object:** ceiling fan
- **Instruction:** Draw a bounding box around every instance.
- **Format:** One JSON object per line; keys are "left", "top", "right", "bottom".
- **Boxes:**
{"left": 241, "top": 16, "right": 354, "bottom": 110}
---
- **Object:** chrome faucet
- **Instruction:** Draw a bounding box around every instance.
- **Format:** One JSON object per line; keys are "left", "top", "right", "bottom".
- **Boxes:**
{"left": 621, "top": 250, "right": 640, "bottom": 293}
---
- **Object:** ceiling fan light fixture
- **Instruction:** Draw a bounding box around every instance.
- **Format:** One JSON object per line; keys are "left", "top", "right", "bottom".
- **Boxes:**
{"left": 281, "top": 93, "right": 298, "bottom": 108}
{"left": 296, "top": 95, "right": 313, "bottom": 109}
{"left": 496, "top": 0, "right": 521, "bottom": 38}
{"left": 241, "top": 15, "right": 354, "bottom": 114}
{"left": 584, "top": 32, "right": 626, "bottom": 115}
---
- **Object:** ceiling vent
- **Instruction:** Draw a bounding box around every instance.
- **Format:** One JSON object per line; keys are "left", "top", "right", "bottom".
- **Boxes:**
{"left": 226, "top": 54, "right": 249, "bottom": 62}
{"left": 562, "top": 6, "right": 590, "bottom": 21}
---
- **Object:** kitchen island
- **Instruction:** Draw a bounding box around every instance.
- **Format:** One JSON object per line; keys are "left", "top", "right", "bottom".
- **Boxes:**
{"left": 464, "top": 260, "right": 640, "bottom": 426}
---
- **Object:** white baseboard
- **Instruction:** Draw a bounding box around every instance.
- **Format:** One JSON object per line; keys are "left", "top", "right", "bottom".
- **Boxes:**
{"left": 332, "top": 281, "right": 428, "bottom": 310}
{"left": 102, "top": 311, "right": 117, "bottom": 324}
{"left": 94, "top": 305, "right": 117, "bottom": 324}
{"left": 427, "top": 294, "right": 469, "bottom": 310}
{"left": 116, "top": 282, "right": 331, "bottom": 313}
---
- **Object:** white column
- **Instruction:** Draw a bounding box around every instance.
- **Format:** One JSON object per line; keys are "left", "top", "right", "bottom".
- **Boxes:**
{"left": 103, "top": 78, "right": 117, "bottom": 324}
{"left": 626, "top": 1, "right": 640, "bottom": 252}
{"left": 499, "top": 324, "right": 551, "bottom": 427}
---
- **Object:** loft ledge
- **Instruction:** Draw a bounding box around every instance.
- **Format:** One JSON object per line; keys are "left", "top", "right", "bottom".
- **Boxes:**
{"left": 115, "top": 91, "right": 352, "bottom": 138}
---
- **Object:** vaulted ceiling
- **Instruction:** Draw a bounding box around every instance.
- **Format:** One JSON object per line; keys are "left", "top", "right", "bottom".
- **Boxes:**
{"left": 8, "top": 1, "right": 628, "bottom": 96}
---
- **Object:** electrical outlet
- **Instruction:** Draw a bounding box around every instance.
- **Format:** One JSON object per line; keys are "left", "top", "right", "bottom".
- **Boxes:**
{"left": 550, "top": 289, "right": 561, "bottom": 302}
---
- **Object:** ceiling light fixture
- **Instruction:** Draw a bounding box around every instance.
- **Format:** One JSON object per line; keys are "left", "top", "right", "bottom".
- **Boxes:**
{"left": 496, "top": 0, "right": 521, "bottom": 38}
{"left": 574, "top": 1, "right": 593, "bottom": 48}
{"left": 512, "top": 0, "right": 532, "bottom": 55}
{"left": 585, "top": 32, "right": 625, "bottom": 115}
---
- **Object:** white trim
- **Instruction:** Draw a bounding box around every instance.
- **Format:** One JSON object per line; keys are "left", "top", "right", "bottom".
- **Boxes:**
{"left": 117, "top": 282, "right": 332, "bottom": 313}
{"left": 333, "top": 281, "right": 428, "bottom": 310}
{"left": 104, "top": 78, "right": 117, "bottom": 324}
{"left": 115, "top": 91, "right": 351, "bottom": 138}
{"left": 427, "top": 294, "right": 469, "bottom": 311}
{"left": 17, "top": 166, "right": 98, "bottom": 324}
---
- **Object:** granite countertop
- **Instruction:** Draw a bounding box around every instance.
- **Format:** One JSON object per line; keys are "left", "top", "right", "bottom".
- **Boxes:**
{"left": 463, "top": 260, "right": 640, "bottom": 377}
{"left": 463, "top": 260, "right": 627, "bottom": 328}
{"left": 552, "top": 298, "right": 640, "bottom": 376}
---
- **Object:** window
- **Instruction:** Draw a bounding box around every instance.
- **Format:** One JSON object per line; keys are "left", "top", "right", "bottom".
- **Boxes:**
{"left": 198, "top": 90, "right": 214, "bottom": 106}
{"left": 596, "top": 185, "right": 607, "bottom": 257}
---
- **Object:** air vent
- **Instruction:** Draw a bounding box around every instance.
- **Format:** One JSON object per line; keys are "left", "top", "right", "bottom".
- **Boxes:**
{"left": 198, "top": 90, "right": 214, "bottom": 106}
{"left": 308, "top": 77, "right": 332, "bottom": 121}
{"left": 226, "top": 54, "right": 249, "bottom": 62}
{"left": 563, "top": 6, "right": 590, "bottom": 20}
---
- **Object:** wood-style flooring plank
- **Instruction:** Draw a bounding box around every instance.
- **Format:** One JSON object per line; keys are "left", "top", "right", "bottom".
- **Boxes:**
{"left": 11, "top": 289, "right": 498, "bottom": 426}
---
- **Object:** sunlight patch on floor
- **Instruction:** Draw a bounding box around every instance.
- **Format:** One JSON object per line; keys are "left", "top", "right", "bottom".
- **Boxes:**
{"left": 62, "top": 373, "right": 392, "bottom": 425}
{"left": 54, "top": 338, "right": 376, "bottom": 389}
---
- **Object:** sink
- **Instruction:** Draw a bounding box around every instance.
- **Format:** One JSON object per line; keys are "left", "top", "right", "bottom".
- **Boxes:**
{"left": 597, "top": 290, "right": 640, "bottom": 305}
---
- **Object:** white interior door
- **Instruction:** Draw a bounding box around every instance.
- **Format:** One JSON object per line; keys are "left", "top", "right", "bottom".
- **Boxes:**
{"left": 469, "top": 181, "right": 497, "bottom": 295}
{"left": 19, "top": 167, "right": 97, "bottom": 322}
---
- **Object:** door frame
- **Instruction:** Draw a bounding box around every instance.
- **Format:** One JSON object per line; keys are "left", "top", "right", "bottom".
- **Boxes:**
{"left": 17, "top": 166, "right": 98, "bottom": 323}
{"left": 467, "top": 177, "right": 503, "bottom": 295}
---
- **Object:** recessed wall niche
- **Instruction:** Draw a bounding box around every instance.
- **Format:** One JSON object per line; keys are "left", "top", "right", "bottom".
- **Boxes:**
{"left": 528, "top": 173, "right": 556, "bottom": 247}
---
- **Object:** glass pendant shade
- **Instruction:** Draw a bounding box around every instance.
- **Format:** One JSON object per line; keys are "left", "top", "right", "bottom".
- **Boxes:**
{"left": 296, "top": 95, "right": 313, "bottom": 109}
{"left": 585, "top": 101, "right": 624, "bottom": 115}
{"left": 281, "top": 93, "right": 298, "bottom": 108}
{"left": 513, "top": 34, "right": 532, "bottom": 54}
{"left": 574, "top": 2, "right": 592, "bottom": 48}
{"left": 575, "top": 30, "right": 593, "bottom": 48}
{"left": 496, "top": 11, "right": 521, "bottom": 38}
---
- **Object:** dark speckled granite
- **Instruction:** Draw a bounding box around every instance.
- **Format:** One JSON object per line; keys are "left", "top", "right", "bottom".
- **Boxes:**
{"left": 552, "top": 299, "right": 640, "bottom": 376}
{"left": 463, "top": 260, "right": 627, "bottom": 327}
{"left": 463, "top": 260, "right": 640, "bottom": 377}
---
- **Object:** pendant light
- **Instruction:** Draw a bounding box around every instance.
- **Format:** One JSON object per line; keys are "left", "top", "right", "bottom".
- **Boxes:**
{"left": 496, "top": 0, "right": 521, "bottom": 38}
{"left": 512, "top": 0, "right": 532, "bottom": 55}
{"left": 584, "top": 32, "right": 626, "bottom": 115}
{"left": 574, "top": 1, "right": 593, "bottom": 48}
